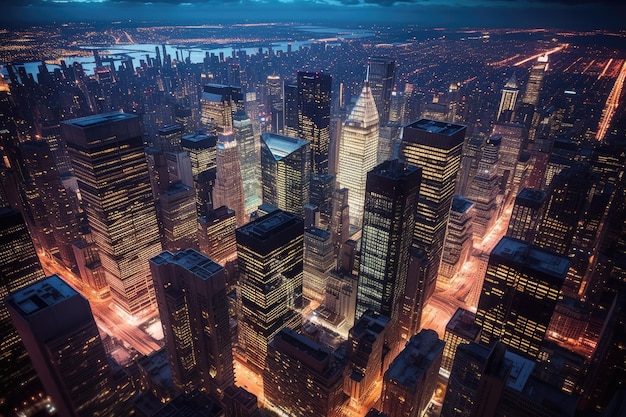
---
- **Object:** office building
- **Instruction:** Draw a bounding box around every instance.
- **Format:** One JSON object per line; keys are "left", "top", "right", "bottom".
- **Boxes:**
{"left": 198, "top": 206, "right": 237, "bottom": 265}
{"left": 236, "top": 210, "right": 304, "bottom": 371}
{"left": 200, "top": 84, "right": 244, "bottom": 135}
{"left": 329, "top": 187, "right": 350, "bottom": 259}
{"left": 381, "top": 329, "right": 444, "bottom": 417}
{"left": 63, "top": 112, "right": 163, "bottom": 320}
{"left": 136, "top": 347, "right": 177, "bottom": 403}
{"left": 181, "top": 131, "right": 218, "bottom": 216}
{"left": 400, "top": 118, "right": 465, "bottom": 303}
{"left": 356, "top": 160, "right": 421, "bottom": 321}
{"left": 441, "top": 308, "right": 481, "bottom": 375}
{"left": 264, "top": 328, "right": 345, "bottom": 417}
{"left": 233, "top": 110, "right": 261, "bottom": 216}
{"left": 440, "top": 196, "right": 474, "bottom": 281}
{"left": 6, "top": 275, "right": 120, "bottom": 417}
{"left": 303, "top": 227, "right": 334, "bottom": 303}
{"left": 336, "top": 81, "right": 380, "bottom": 227}
{"left": 266, "top": 74, "right": 284, "bottom": 133}
{"left": 72, "top": 239, "right": 108, "bottom": 297}
{"left": 491, "top": 122, "right": 526, "bottom": 198}
{"left": 467, "top": 134, "right": 501, "bottom": 240}
{"left": 214, "top": 131, "right": 246, "bottom": 226}
{"left": 156, "top": 124, "right": 184, "bottom": 152}
{"left": 475, "top": 237, "right": 568, "bottom": 359}
{"left": 367, "top": 57, "right": 395, "bottom": 125}
{"left": 165, "top": 150, "right": 193, "bottom": 188}
{"left": 344, "top": 311, "right": 391, "bottom": 408}
{"left": 521, "top": 55, "right": 548, "bottom": 108}
{"left": 297, "top": 71, "right": 332, "bottom": 174}
{"left": 283, "top": 81, "right": 299, "bottom": 137}
{"left": 260, "top": 132, "right": 311, "bottom": 218}
{"left": 159, "top": 181, "right": 198, "bottom": 251}
{"left": 321, "top": 269, "right": 359, "bottom": 335}
{"left": 506, "top": 188, "right": 546, "bottom": 243}
{"left": 496, "top": 75, "right": 518, "bottom": 123}
{"left": 19, "top": 140, "right": 81, "bottom": 269}
{"left": 0, "top": 207, "right": 46, "bottom": 406}
{"left": 150, "top": 249, "right": 234, "bottom": 396}
{"left": 223, "top": 385, "right": 259, "bottom": 417}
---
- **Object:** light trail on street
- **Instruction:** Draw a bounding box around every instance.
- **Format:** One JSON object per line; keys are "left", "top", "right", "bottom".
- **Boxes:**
{"left": 596, "top": 59, "right": 626, "bottom": 141}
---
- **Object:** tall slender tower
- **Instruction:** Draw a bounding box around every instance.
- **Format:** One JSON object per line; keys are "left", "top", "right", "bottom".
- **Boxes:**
{"left": 260, "top": 132, "right": 311, "bottom": 218}
{"left": 496, "top": 75, "right": 518, "bottom": 123}
{"left": 181, "top": 131, "right": 217, "bottom": 216}
{"left": 400, "top": 118, "right": 465, "bottom": 303}
{"left": 214, "top": 131, "right": 246, "bottom": 226}
{"left": 367, "top": 57, "right": 395, "bottom": 126}
{"left": 521, "top": 55, "right": 548, "bottom": 107}
{"left": 297, "top": 71, "right": 332, "bottom": 174}
{"left": 6, "top": 275, "right": 120, "bottom": 417}
{"left": 150, "top": 249, "right": 235, "bottom": 397}
{"left": 233, "top": 110, "right": 261, "bottom": 216}
{"left": 467, "top": 134, "right": 501, "bottom": 240}
{"left": 63, "top": 112, "right": 163, "bottom": 320}
{"left": 336, "top": 81, "right": 380, "bottom": 228}
{"left": 0, "top": 207, "right": 46, "bottom": 407}
{"left": 236, "top": 210, "right": 303, "bottom": 372}
{"left": 355, "top": 160, "right": 421, "bottom": 321}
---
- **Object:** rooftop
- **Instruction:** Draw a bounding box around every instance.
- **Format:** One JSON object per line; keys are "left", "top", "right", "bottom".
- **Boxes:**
{"left": 450, "top": 195, "right": 474, "bottom": 214}
{"left": 492, "top": 237, "right": 571, "bottom": 278}
{"left": 151, "top": 249, "right": 223, "bottom": 281}
{"left": 405, "top": 118, "right": 465, "bottom": 137}
{"left": 238, "top": 209, "right": 300, "bottom": 241}
{"left": 385, "top": 329, "right": 444, "bottom": 389}
{"left": 62, "top": 111, "right": 135, "bottom": 129}
{"left": 445, "top": 307, "right": 480, "bottom": 340}
{"left": 261, "top": 132, "right": 309, "bottom": 160}
{"left": 8, "top": 275, "right": 77, "bottom": 316}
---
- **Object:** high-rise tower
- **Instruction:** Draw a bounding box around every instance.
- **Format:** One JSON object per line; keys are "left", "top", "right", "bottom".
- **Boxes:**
{"left": 0, "top": 207, "right": 46, "bottom": 407}
{"left": 496, "top": 75, "right": 518, "bottom": 123}
{"left": 63, "top": 112, "right": 163, "bottom": 320}
{"left": 521, "top": 55, "right": 548, "bottom": 107}
{"left": 467, "top": 134, "right": 501, "bottom": 240}
{"left": 260, "top": 132, "right": 311, "bottom": 218}
{"left": 150, "top": 249, "right": 235, "bottom": 397}
{"left": 233, "top": 110, "right": 261, "bottom": 216}
{"left": 297, "top": 71, "right": 332, "bottom": 174}
{"left": 367, "top": 57, "right": 396, "bottom": 126}
{"left": 355, "top": 160, "right": 421, "bottom": 321}
{"left": 336, "top": 82, "right": 380, "bottom": 228}
{"left": 236, "top": 210, "right": 304, "bottom": 372}
{"left": 6, "top": 275, "right": 120, "bottom": 417}
{"left": 200, "top": 84, "right": 244, "bottom": 135}
{"left": 475, "top": 237, "right": 568, "bottom": 359}
{"left": 400, "top": 118, "right": 465, "bottom": 302}
{"left": 214, "top": 131, "right": 246, "bottom": 226}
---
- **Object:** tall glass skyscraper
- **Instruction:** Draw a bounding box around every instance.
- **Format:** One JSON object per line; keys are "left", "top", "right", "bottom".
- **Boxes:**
{"left": 236, "top": 210, "right": 303, "bottom": 372}
{"left": 63, "top": 112, "right": 163, "bottom": 320}
{"left": 233, "top": 110, "right": 261, "bottom": 216}
{"left": 401, "top": 118, "right": 465, "bottom": 303}
{"left": 297, "top": 71, "right": 332, "bottom": 174}
{"left": 260, "top": 132, "right": 311, "bottom": 218}
{"left": 355, "top": 160, "right": 421, "bottom": 321}
{"left": 336, "top": 82, "right": 380, "bottom": 228}
{"left": 367, "top": 57, "right": 395, "bottom": 126}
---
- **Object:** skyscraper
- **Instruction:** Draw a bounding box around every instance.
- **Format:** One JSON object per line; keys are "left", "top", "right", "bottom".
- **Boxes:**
{"left": 303, "top": 226, "right": 334, "bottom": 303}
{"left": 367, "top": 57, "right": 396, "bottom": 126}
{"left": 0, "top": 207, "right": 46, "bottom": 407}
{"left": 214, "top": 131, "right": 246, "bottom": 226}
{"left": 236, "top": 210, "right": 304, "bottom": 371}
{"left": 260, "top": 132, "right": 310, "bottom": 218}
{"left": 400, "top": 118, "right": 465, "bottom": 302}
{"left": 381, "top": 329, "right": 444, "bottom": 417}
{"left": 150, "top": 249, "right": 235, "bottom": 397}
{"left": 159, "top": 181, "right": 198, "bottom": 251}
{"left": 200, "top": 84, "right": 244, "bottom": 135}
{"left": 496, "top": 75, "right": 518, "bottom": 123}
{"left": 475, "top": 236, "right": 568, "bottom": 359}
{"left": 233, "top": 110, "right": 261, "bottom": 216}
{"left": 63, "top": 112, "right": 163, "bottom": 320}
{"left": 491, "top": 123, "right": 525, "bottom": 199}
{"left": 441, "top": 307, "right": 481, "bottom": 375}
{"left": 297, "top": 71, "right": 332, "bottom": 174}
{"left": 506, "top": 188, "right": 546, "bottom": 243}
{"left": 181, "top": 131, "right": 218, "bottom": 216}
{"left": 264, "top": 328, "right": 345, "bottom": 417}
{"left": 466, "top": 134, "right": 501, "bottom": 240}
{"left": 521, "top": 55, "right": 548, "bottom": 107}
{"left": 336, "top": 82, "right": 380, "bottom": 228}
{"left": 440, "top": 196, "right": 474, "bottom": 282}
{"left": 6, "top": 275, "right": 120, "bottom": 417}
{"left": 355, "top": 160, "right": 421, "bottom": 321}
{"left": 197, "top": 206, "right": 237, "bottom": 265}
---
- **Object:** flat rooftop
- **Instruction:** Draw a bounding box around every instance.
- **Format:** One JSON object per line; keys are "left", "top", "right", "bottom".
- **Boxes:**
{"left": 238, "top": 209, "right": 300, "bottom": 241}
{"left": 445, "top": 307, "right": 480, "bottom": 340}
{"left": 405, "top": 118, "right": 465, "bottom": 137}
{"left": 492, "top": 237, "right": 571, "bottom": 278}
{"left": 385, "top": 329, "right": 444, "bottom": 389}
{"left": 151, "top": 249, "right": 223, "bottom": 281}
{"left": 8, "top": 275, "right": 77, "bottom": 316}
{"left": 62, "top": 112, "right": 135, "bottom": 129}
{"left": 451, "top": 195, "right": 474, "bottom": 214}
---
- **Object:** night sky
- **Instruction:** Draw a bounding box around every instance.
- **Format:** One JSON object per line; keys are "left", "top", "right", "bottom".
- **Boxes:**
{"left": 2, "top": 0, "right": 624, "bottom": 29}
